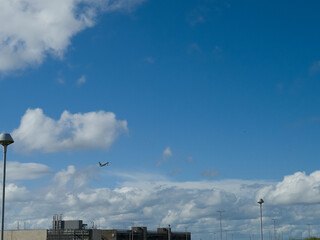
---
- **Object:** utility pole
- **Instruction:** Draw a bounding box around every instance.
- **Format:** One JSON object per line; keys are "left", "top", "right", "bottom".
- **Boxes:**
{"left": 272, "top": 219, "right": 277, "bottom": 240}
{"left": 307, "top": 224, "right": 312, "bottom": 239}
{"left": 217, "top": 211, "right": 225, "bottom": 240}
{"left": 257, "top": 199, "right": 264, "bottom": 240}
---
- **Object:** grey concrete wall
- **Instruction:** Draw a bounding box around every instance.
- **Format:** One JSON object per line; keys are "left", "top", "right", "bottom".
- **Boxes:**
{"left": 3, "top": 229, "right": 47, "bottom": 240}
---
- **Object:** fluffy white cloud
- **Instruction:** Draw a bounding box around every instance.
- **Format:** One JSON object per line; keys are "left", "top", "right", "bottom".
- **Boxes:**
{"left": 257, "top": 171, "right": 320, "bottom": 205}
{"left": 12, "top": 108, "right": 128, "bottom": 153}
{"left": 0, "top": 0, "right": 146, "bottom": 73}
{"left": 6, "top": 183, "right": 30, "bottom": 202}
{"left": 4, "top": 167, "right": 320, "bottom": 240}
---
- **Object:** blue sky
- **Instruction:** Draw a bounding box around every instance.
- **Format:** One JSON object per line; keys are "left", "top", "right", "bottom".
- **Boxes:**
{"left": 1, "top": 0, "right": 320, "bottom": 240}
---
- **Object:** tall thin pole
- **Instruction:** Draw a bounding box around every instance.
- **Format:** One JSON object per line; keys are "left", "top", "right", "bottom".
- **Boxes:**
{"left": 217, "top": 211, "right": 225, "bottom": 240}
{"left": 272, "top": 219, "right": 277, "bottom": 240}
{"left": 257, "top": 199, "right": 264, "bottom": 240}
{"left": 0, "top": 134, "right": 14, "bottom": 240}
{"left": 307, "top": 224, "right": 311, "bottom": 239}
{"left": 1, "top": 145, "right": 7, "bottom": 240}
{"left": 132, "top": 223, "right": 134, "bottom": 240}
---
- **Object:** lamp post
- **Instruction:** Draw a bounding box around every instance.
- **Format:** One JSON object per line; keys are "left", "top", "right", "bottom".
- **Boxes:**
{"left": 272, "top": 218, "right": 277, "bottom": 240}
{"left": 257, "top": 199, "right": 264, "bottom": 240}
{"left": 307, "top": 224, "right": 311, "bottom": 239}
{"left": 217, "top": 211, "right": 225, "bottom": 240}
{"left": 0, "top": 133, "right": 14, "bottom": 240}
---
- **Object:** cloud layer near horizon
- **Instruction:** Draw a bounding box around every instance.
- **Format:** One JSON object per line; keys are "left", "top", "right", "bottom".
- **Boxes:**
{"left": 4, "top": 164, "right": 320, "bottom": 240}
{"left": 12, "top": 108, "right": 128, "bottom": 153}
{"left": 0, "top": 0, "right": 146, "bottom": 73}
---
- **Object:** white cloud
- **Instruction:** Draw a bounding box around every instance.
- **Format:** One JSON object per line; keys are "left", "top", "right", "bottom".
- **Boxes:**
{"left": 6, "top": 183, "right": 30, "bottom": 202}
{"left": 257, "top": 171, "right": 320, "bottom": 205}
{"left": 57, "top": 77, "right": 65, "bottom": 84}
{"left": 77, "top": 75, "right": 86, "bottom": 85}
{"left": 3, "top": 168, "right": 320, "bottom": 240}
{"left": 0, "top": 0, "right": 146, "bottom": 73}
{"left": 6, "top": 161, "right": 51, "bottom": 180}
{"left": 163, "top": 147, "right": 172, "bottom": 158}
{"left": 157, "top": 147, "right": 173, "bottom": 166}
{"left": 12, "top": 108, "right": 128, "bottom": 153}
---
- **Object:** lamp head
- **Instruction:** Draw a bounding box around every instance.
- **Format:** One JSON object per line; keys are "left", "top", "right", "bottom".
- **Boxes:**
{"left": 0, "top": 133, "right": 14, "bottom": 146}
{"left": 257, "top": 199, "right": 264, "bottom": 205}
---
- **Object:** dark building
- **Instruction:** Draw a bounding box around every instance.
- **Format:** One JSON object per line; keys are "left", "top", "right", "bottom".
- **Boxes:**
{"left": 47, "top": 215, "right": 191, "bottom": 240}
{"left": 48, "top": 215, "right": 94, "bottom": 240}
{"left": 101, "top": 226, "right": 191, "bottom": 240}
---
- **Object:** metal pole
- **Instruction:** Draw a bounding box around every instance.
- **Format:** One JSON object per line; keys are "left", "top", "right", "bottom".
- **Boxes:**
{"left": 1, "top": 145, "right": 7, "bottom": 240}
{"left": 217, "top": 211, "right": 225, "bottom": 240}
{"left": 258, "top": 200, "right": 264, "bottom": 240}
{"left": 260, "top": 204, "right": 263, "bottom": 240}
{"left": 307, "top": 224, "right": 311, "bottom": 239}
{"left": 272, "top": 219, "right": 277, "bottom": 240}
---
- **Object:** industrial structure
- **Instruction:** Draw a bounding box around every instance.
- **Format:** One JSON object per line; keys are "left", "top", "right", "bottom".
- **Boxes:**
{"left": 101, "top": 226, "right": 191, "bottom": 240}
{"left": 0, "top": 216, "right": 191, "bottom": 240}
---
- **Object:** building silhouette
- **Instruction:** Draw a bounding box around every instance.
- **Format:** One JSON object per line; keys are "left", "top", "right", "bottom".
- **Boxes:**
{"left": 1, "top": 216, "right": 191, "bottom": 240}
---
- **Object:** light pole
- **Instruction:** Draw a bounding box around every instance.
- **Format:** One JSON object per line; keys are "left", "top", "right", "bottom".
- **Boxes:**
{"left": 185, "top": 227, "right": 188, "bottom": 240}
{"left": 0, "top": 133, "right": 14, "bottom": 240}
{"left": 307, "top": 224, "right": 311, "bottom": 239}
{"left": 257, "top": 199, "right": 264, "bottom": 240}
{"left": 272, "top": 218, "right": 277, "bottom": 240}
{"left": 217, "top": 211, "right": 225, "bottom": 240}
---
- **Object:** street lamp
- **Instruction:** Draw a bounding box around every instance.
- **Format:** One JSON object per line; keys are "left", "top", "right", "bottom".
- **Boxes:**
{"left": 217, "top": 211, "right": 225, "bottom": 240}
{"left": 272, "top": 218, "right": 277, "bottom": 240}
{"left": 257, "top": 199, "right": 264, "bottom": 240}
{"left": 0, "top": 133, "right": 14, "bottom": 240}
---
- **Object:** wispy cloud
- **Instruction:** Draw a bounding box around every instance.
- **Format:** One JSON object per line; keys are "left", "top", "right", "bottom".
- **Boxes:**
{"left": 186, "top": 6, "right": 209, "bottom": 26}
{"left": 57, "top": 77, "right": 65, "bottom": 84}
{"left": 157, "top": 147, "right": 173, "bottom": 166}
{"left": 201, "top": 169, "right": 218, "bottom": 179}
{"left": 170, "top": 168, "right": 180, "bottom": 176}
{"left": 77, "top": 75, "right": 86, "bottom": 85}
{"left": 12, "top": 108, "right": 128, "bottom": 153}
{"left": 144, "top": 57, "right": 155, "bottom": 64}
{"left": 162, "top": 147, "right": 172, "bottom": 159}
{"left": 309, "top": 60, "right": 320, "bottom": 75}
{"left": 187, "top": 43, "right": 202, "bottom": 55}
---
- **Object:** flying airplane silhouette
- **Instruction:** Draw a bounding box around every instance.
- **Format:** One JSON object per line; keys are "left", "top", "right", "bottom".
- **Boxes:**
{"left": 99, "top": 161, "right": 110, "bottom": 167}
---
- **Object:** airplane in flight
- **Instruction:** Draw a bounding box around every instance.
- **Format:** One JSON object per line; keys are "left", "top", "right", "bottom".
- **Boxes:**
{"left": 99, "top": 161, "right": 110, "bottom": 167}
